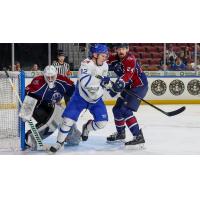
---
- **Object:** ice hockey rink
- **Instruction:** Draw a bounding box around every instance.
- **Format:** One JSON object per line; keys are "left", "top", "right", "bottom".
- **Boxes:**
{"left": 19, "top": 104, "right": 200, "bottom": 155}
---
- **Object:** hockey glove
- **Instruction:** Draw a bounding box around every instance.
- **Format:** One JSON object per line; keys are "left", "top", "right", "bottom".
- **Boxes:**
{"left": 112, "top": 78, "right": 125, "bottom": 93}
{"left": 108, "top": 89, "right": 118, "bottom": 97}
{"left": 100, "top": 76, "right": 111, "bottom": 88}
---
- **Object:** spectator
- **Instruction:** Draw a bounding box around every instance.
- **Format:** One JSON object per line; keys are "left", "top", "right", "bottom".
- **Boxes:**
{"left": 189, "top": 58, "right": 200, "bottom": 71}
{"left": 171, "top": 57, "right": 186, "bottom": 71}
{"left": 159, "top": 64, "right": 169, "bottom": 71}
{"left": 159, "top": 59, "right": 171, "bottom": 71}
{"left": 183, "top": 46, "right": 192, "bottom": 65}
{"left": 166, "top": 44, "right": 177, "bottom": 65}
{"left": 14, "top": 61, "right": 21, "bottom": 71}
{"left": 191, "top": 44, "right": 200, "bottom": 60}
{"left": 31, "top": 64, "right": 39, "bottom": 71}
{"left": 197, "top": 44, "right": 200, "bottom": 61}
{"left": 179, "top": 50, "right": 187, "bottom": 64}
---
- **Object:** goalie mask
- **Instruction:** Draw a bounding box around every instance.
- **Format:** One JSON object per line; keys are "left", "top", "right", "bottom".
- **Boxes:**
{"left": 43, "top": 65, "right": 58, "bottom": 89}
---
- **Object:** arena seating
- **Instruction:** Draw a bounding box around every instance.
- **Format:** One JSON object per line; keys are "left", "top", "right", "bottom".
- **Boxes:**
{"left": 126, "top": 43, "right": 195, "bottom": 70}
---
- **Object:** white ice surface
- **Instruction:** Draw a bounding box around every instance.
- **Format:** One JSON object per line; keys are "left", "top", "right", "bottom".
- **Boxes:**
{"left": 18, "top": 104, "right": 200, "bottom": 155}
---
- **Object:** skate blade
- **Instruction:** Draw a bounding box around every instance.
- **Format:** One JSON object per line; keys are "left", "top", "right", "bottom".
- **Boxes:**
{"left": 125, "top": 143, "right": 145, "bottom": 150}
{"left": 106, "top": 139, "right": 125, "bottom": 145}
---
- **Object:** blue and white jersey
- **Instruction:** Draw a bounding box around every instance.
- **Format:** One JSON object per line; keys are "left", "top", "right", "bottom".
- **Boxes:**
{"left": 77, "top": 58, "right": 108, "bottom": 103}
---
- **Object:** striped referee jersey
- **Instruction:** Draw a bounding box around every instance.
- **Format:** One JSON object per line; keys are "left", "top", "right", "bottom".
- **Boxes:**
{"left": 52, "top": 61, "right": 70, "bottom": 76}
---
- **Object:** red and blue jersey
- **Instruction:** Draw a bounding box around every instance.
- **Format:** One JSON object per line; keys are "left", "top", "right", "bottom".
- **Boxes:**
{"left": 26, "top": 74, "right": 75, "bottom": 104}
{"left": 108, "top": 53, "right": 148, "bottom": 88}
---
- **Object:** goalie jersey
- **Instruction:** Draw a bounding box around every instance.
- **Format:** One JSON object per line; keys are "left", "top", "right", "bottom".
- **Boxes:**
{"left": 26, "top": 74, "right": 75, "bottom": 104}
{"left": 77, "top": 58, "right": 108, "bottom": 103}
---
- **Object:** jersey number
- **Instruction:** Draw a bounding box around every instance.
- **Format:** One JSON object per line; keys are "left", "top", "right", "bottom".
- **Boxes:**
{"left": 81, "top": 69, "right": 88, "bottom": 74}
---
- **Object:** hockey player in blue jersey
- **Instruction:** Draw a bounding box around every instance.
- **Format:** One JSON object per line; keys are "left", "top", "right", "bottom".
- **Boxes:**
{"left": 49, "top": 44, "right": 113, "bottom": 152}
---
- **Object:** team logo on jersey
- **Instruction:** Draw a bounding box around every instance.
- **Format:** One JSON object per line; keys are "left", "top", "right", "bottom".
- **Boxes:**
{"left": 187, "top": 79, "right": 200, "bottom": 95}
{"left": 127, "top": 67, "right": 133, "bottom": 72}
{"left": 151, "top": 80, "right": 167, "bottom": 96}
{"left": 169, "top": 80, "right": 185, "bottom": 96}
{"left": 51, "top": 92, "right": 62, "bottom": 103}
{"left": 101, "top": 114, "right": 107, "bottom": 119}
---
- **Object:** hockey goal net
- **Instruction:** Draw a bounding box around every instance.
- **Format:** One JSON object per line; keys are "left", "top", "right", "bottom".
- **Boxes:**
{"left": 0, "top": 71, "right": 25, "bottom": 152}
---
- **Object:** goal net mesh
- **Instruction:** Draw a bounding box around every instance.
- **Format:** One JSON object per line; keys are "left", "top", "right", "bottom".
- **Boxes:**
{"left": 0, "top": 71, "right": 25, "bottom": 152}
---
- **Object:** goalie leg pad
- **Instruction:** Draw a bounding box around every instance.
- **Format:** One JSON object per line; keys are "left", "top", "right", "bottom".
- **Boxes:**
{"left": 33, "top": 104, "right": 64, "bottom": 140}
{"left": 66, "top": 124, "right": 81, "bottom": 145}
{"left": 25, "top": 131, "right": 37, "bottom": 150}
{"left": 47, "top": 104, "right": 64, "bottom": 132}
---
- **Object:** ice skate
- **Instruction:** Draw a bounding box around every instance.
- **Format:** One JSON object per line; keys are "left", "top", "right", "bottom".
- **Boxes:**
{"left": 107, "top": 130, "right": 125, "bottom": 143}
{"left": 125, "top": 129, "right": 145, "bottom": 150}
{"left": 81, "top": 120, "right": 92, "bottom": 141}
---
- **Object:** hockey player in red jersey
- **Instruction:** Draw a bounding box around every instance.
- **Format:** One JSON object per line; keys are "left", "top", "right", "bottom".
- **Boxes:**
{"left": 107, "top": 43, "right": 148, "bottom": 147}
{"left": 19, "top": 65, "right": 80, "bottom": 150}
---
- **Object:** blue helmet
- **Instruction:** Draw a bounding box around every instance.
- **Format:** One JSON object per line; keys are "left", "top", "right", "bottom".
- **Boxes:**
{"left": 89, "top": 43, "right": 108, "bottom": 56}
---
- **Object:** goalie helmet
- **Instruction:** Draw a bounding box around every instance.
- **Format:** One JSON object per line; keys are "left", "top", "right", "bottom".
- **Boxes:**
{"left": 43, "top": 65, "right": 58, "bottom": 89}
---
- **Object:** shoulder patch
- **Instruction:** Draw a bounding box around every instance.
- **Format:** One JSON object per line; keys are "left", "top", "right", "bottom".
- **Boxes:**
{"left": 127, "top": 56, "right": 135, "bottom": 61}
{"left": 32, "top": 76, "right": 45, "bottom": 84}
{"left": 32, "top": 79, "right": 40, "bottom": 85}
{"left": 57, "top": 74, "right": 74, "bottom": 85}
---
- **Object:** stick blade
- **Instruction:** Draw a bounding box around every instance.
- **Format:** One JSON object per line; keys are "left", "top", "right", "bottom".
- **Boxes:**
{"left": 166, "top": 106, "right": 186, "bottom": 117}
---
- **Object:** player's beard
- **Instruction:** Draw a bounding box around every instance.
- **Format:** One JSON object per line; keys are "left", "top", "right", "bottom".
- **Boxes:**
{"left": 118, "top": 53, "right": 126, "bottom": 59}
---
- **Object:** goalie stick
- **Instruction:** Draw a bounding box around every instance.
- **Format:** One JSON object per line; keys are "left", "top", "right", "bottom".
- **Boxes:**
{"left": 4, "top": 69, "right": 46, "bottom": 151}
{"left": 96, "top": 75, "right": 186, "bottom": 117}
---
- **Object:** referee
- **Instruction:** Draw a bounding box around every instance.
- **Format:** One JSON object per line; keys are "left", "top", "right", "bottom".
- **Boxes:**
{"left": 52, "top": 50, "right": 72, "bottom": 77}
{"left": 52, "top": 50, "right": 72, "bottom": 105}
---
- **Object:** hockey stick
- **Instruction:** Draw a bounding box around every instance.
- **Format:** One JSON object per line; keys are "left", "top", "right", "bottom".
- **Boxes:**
{"left": 4, "top": 69, "right": 46, "bottom": 151}
{"left": 123, "top": 89, "right": 186, "bottom": 117}
{"left": 96, "top": 75, "right": 186, "bottom": 117}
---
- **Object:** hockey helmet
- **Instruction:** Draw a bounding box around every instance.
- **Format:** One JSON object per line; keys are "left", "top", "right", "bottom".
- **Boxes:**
{"left": 89, "top": 43, "right": 108, "bottom": 55}
{"left": 115, "top": 43, "right": 129, "bottom": 48}
{"left": 43, "top": 65, "right": 58, "bottom": 89}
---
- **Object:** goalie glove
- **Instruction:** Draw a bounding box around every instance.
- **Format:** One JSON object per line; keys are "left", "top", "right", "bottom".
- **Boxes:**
{"left": 19, "top": 95, "right": 38, "bottom": 122}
